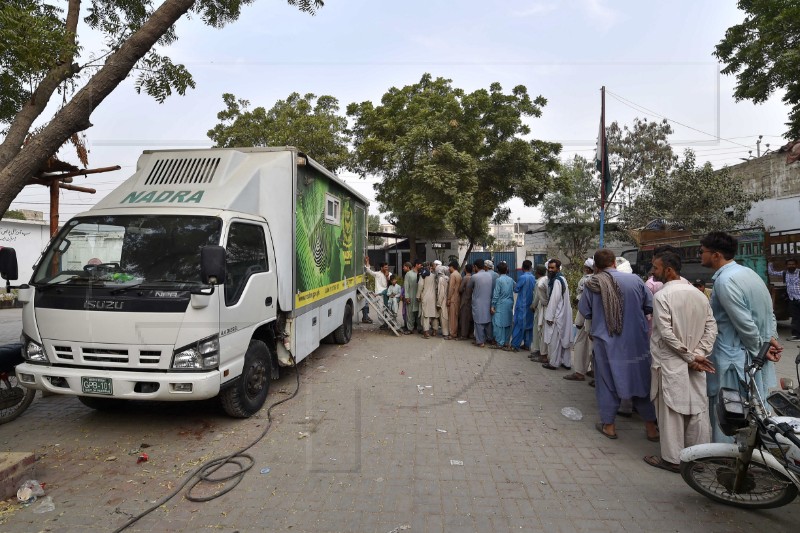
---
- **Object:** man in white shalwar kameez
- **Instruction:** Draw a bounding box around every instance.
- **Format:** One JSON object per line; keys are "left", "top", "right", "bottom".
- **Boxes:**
{"left": 645, "top": 252, "right": 717, "bottom": 473}
{"left": 565, "top": 258, "right": 595, "bottom": 381}
{"left": 542, "top": 259, "right": 572, "bottom": 370}
{"left": 529, "top": 265, "right": 550, "bottom": 363}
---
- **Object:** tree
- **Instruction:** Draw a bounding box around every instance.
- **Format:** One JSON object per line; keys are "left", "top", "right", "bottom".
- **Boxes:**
{"left": 606, "top": 117, "right": 676, "bottom": 209}
{"left": 622, "top": 149, "right": 764, "bottom": 234}
{"left": 714, "top": 1, "right": 800, "bottom": 139}
{"left": 541, "top": 156, "right": 598, "bottom": 268}
{"left": 367, "top": 214, "right": 384, "bottom": 246}
{"left": 207, "top": 91, "right": 350, "bottom": 172}
{"left": 0, "top": 0, "right": 323, "bottom": 218}
{"left": 348, "top": 74, "right": 560, "bottom": 261}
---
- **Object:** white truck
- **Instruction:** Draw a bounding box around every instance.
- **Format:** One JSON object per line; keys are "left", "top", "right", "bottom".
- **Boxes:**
{"left": 15, "top": 147, "right": 368, "bottom": 417}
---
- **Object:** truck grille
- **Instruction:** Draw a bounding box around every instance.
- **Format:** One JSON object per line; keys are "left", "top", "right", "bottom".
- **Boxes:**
{"left": 47, "top": 343, "right": 167, "bottom": 367}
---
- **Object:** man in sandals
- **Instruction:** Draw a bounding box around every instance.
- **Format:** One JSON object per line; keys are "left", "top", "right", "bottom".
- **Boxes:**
{"left": 644, "top": 252, "right": 717, "bottom": 473}
{"left": 578, "top": 249, "right": 659, "bottom": 442}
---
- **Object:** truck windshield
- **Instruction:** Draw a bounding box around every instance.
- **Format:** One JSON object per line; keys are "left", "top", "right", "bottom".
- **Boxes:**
{"left": 32, "top": 215, "right": 222, "bottom": 288}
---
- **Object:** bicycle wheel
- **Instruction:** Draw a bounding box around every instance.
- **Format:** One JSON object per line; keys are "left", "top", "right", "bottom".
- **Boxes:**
{"left": 680, "top": 454, "right": 798, "bottom": 509}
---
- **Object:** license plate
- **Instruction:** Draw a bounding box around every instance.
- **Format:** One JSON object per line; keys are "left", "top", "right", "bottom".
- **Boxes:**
{"left": 81, "top": 376, "right": 113, "bottom": 395}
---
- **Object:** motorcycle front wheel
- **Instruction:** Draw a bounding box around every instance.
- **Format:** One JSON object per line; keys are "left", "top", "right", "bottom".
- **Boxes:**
{"left": 681, "top": 454, "right": 798, "bottom": 509}
{"left": 0, "top": 374, "right": 36, "bottom": 424}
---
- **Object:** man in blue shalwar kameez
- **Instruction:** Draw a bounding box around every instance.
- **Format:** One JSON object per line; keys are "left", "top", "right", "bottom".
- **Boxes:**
{"left": 510, "top": 259, "right": 535, "bottom": 352}
{"left": 579, "top": 249, "right": 660, "bottom": 441}
{"left": 491, "top": 262, "right": 515, "bottom": 349}
{"left": 699, "top": 232, "right": 784, "bottom": 443}
{"left": 471, "top": 259, "right": 493, "bottom": 347}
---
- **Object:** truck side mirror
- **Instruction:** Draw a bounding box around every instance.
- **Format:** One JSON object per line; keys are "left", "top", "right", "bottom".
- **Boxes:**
{"left": 0, "top": 247, "right": 19, "bottom": 281}
{"left": 200, "top": 245, "right": 226, "bottom": 285}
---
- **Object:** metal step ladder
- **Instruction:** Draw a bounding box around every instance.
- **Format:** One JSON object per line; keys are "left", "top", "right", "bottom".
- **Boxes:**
{"left": 357, "top": 285, "right": 401, "bottom": 336}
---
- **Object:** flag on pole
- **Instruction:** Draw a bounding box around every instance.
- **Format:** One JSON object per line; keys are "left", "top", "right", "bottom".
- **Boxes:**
{"left": 594, "top": 120, "right": 612, "bottom": 201}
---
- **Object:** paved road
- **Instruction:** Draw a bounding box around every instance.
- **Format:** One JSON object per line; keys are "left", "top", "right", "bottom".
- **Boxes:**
{"left": 1, "top": 310, "right": 799, "bottom": 532}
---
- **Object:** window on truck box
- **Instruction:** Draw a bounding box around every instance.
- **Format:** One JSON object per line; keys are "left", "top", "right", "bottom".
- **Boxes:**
{"left": 224, "top": 222, "right": 268, "bottom": 306}
{"left": 325, "top": 193, "right": 341, "bottom": 226}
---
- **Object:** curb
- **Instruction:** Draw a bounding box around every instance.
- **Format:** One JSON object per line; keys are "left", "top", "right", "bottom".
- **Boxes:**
{"left": 0, "top": 452, "right": 36, "bottom": 501}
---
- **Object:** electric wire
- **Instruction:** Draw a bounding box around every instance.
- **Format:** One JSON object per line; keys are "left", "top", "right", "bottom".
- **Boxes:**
{"left": 111, "top": 350, "right": 302, "bottom": 533}
{"left": 606, "top": 89, "right": 755, "bottom": 150}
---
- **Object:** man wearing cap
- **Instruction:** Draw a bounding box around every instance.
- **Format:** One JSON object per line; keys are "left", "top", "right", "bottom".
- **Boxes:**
{"left": 565, "top": 258, "right": 595, "bottom": 381}
{"left": 692, "top": 279, "right": 712, "bottom": 301}
{"left": 471, "top": 259, "right": 493, "bottom": 347}
{"left": 484, "top": 260, "right": 499, "bottom": 345}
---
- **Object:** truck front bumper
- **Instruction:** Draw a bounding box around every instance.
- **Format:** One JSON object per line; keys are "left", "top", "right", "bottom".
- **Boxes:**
{"left": 14, "top": 363, "right": 221, "bottom": 401}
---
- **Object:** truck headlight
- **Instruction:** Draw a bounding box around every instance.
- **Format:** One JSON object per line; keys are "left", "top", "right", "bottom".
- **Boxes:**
{"left": 172, "top": 336, "right": 220, "bottom": 369}
{"left": 23, "top": 338, "right": 48, "bottom": 363}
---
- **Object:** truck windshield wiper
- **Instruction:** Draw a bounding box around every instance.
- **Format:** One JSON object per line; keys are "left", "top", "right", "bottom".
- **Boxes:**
{"left": 109, "top": 283, "right": 143, "bottom": 295}
{"left": 36, "top": 277, "right": 90, "bottom": 289}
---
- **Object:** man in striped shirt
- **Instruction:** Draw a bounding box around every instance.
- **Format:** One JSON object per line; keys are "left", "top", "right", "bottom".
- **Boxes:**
{"left": 769, "top": 258, "right": 800, "bottom": 341}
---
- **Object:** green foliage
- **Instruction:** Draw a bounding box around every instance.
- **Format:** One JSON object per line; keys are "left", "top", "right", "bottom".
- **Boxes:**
{"left": 0, "top": 0, "right": 325, "bottom": 126}
{"left": 606, "top": 118, "right": 676, "bottom": 203}
{"left": 714, "top": 0, "right": 800, "bottom": 139}
{"left": 2, "top": 209, "right": 26, "bottom": 220}
{"left": 541, "top": 156, "right": 598, "bottom": 267}
{"left": 347, "top": 73, "right": 560, "bottom": 247}
{"left": 0, "top": 1, "right": 75, "bottom": 125}
{"left": 368, "top": 214, "right": 383, "bottom": 246}
{"left": 622, "top": 149, "right": 765, "bottom": 234}
{"left": 208, "top": 92, "right": 350, "bottom": 171}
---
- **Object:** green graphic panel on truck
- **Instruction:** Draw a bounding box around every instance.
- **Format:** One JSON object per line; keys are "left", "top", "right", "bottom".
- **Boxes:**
{"left": 295, "top": 176, "right": 363, "bottom": 307}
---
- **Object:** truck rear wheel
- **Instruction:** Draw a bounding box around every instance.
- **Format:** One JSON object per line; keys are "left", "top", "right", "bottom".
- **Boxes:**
{"left": 333, "top": 302, "right": 353, "bottom": 344}
{"left": 221, "top": 340, "right": 270, "bottom": 418}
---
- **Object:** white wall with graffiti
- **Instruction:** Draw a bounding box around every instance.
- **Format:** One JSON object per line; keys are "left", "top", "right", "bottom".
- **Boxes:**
{"left": 0, "top": 218, "right": 52, "bottom": 284}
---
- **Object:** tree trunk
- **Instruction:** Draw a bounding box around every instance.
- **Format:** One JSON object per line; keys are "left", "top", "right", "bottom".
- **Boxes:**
{"left": 0, "top": 0, "right": 197, "bottom": 217}
{"left": 461, "top": 240, "right": 475, "bottom": 271}
{"left": 407, "top": 235, "right": 417, "bottom": 261}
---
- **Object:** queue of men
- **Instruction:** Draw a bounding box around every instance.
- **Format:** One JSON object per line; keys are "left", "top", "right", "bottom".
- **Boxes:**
{"left": 364, "top": 231, "right": 787, "bottom": 474}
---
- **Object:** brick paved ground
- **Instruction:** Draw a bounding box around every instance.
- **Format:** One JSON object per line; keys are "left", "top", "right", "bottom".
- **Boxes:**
{"left": 1, "top": 309, "right": 799, "bottom": 532}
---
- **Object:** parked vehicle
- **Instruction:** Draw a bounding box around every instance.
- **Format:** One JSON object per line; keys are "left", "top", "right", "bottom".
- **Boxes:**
{"left": 679, "top": 344, "right": 800, "bottom": 509}
{"left": 623, "top": 227, "right": 798, "bottom": 320}
{"left": 14, "top": 148, "right": 368, "bottom": 417}
{"left": 0, "top": 342, "right": 33, "bottom": 424}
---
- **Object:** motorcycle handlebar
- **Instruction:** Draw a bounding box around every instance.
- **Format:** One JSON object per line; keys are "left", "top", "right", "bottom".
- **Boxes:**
{"left": 749, "top": 341, "right": 773, "bottom": 372}
{"left": 776, "top": 422, "right": 800, "bottom": 450}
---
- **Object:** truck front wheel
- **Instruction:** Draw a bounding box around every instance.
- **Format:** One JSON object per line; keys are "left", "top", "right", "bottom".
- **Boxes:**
{"left": 221, "top": 340, "right": 270, "bottom": 418}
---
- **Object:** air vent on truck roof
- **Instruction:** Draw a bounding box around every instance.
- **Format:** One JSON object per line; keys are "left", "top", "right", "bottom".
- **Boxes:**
{"left": 144, "top": 157, "right": 221, "bottom": 185}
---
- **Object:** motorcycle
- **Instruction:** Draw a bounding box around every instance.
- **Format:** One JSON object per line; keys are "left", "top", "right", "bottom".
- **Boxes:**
{"left": 679, "top": 342, "right": 800, "bottom": 509}
{"left": 0, "top": 246, "right": 34, "bottom": 424}
{"left": 0, "top": 342, "right": 34, "bottom": 424}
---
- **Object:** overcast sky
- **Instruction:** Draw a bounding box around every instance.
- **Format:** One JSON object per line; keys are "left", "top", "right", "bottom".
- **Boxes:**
{"left": 12, "top": 0, "right": 791, "bottom": 224}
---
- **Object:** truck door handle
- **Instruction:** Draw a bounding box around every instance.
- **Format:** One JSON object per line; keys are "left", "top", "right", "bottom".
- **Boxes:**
{"left": 265, "top": 297, "right": 273, "bottom": 307}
